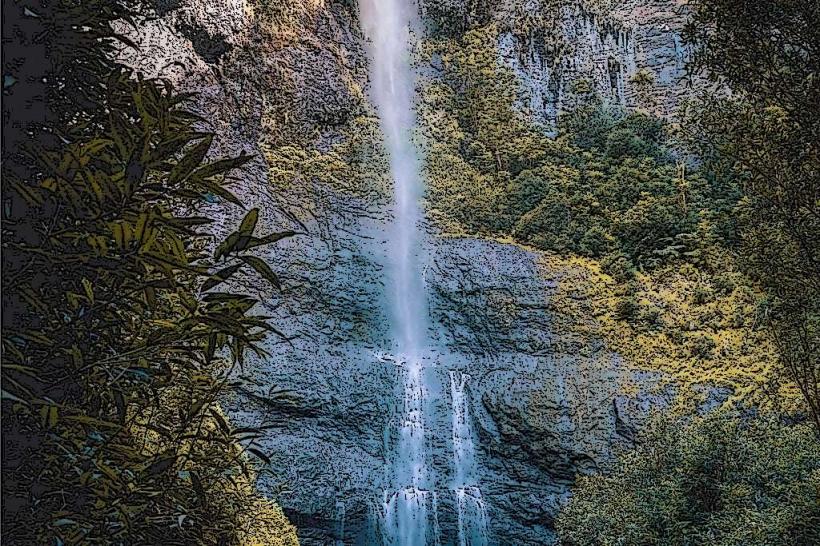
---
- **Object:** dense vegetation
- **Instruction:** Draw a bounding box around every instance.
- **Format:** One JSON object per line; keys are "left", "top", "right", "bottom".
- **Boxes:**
{"left": 419, "top": 3, "right": 818, "bottom": 544}
{"left": 682, "top": 0, "right": 820, "bottom": 432}
{"left": 419, "top": 24, "right": 781, "bottom": 406}
{"left": 421, "top": 23, "right": 737, "bottom": 276}
{"left": 556, "top": 415, "right": 820, "bottom": 545}
{"left": 2, "top": 2, "right": 297, "bottom": 544}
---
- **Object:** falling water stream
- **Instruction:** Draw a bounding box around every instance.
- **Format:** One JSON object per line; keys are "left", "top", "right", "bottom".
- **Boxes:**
{"left": 359, "top": 1, "right": 487, "bottom": 544}
{"left": 358, "top": 0, "right": 434, "bottom": 542}
{"left": 450, "top": 372, "right": 488, "bottom": 546}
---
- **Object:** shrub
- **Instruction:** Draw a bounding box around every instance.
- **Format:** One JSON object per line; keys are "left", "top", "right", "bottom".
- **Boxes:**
{"left": 556, "top": 416, "right": 820, "bottom": 546}
{"left": 615, "top": 296, "right": 641, "bottom": 322}
{"left": 601, "top": 252, "right": 636, "bottom": 283}
{"left": 2, "top": 71, "right": 297, "bottom": 546}
{"left": 689, "top": 334, "right": 717, "bottom": 359}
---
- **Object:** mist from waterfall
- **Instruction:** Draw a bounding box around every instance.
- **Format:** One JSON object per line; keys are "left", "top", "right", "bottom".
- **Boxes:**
{"left": 358, "top": 0, "right": 428, "bottom": 356}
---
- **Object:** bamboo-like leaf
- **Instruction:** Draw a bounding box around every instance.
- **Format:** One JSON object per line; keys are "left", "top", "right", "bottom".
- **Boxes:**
{"left": 190, "top": 471, "right": 206, "bottom": 500}
{"left": 214, "top": 233, "right": 239, "bottom": 262}
{"left": 202, "top": 292, "right": 256, "bottom": 303}
{"left": 245, "top": 231, "right": 297, "bottom": 250}
{"left": 209, "top": 408, "right": 230, "bottom": 435}
{"left": 169, "top": 135, "right": 213, "bottom": 185}
{"left": 187, "top": 398, "right": 206, "bottom": 421}
{"left": 198, "top": 181, "right": 243, "bottom": 206}
{"left": 149, "top": 132, "right": 199, "bottom": 163}
{"left": 190, "top": 153, "right": 252, "bottom": 181}
{"left": 113, "top": 390, "right": 126, "bottom": 424}
{"left": 10, "top": 180, "right": 44, "bottom": 206}
{"left": 246, "top": 447, "right": 271, "bottom": 465}
{"left": 201, "top": 263, "right": 243, "bottom": 292}
{"left": 143, "top": 286, "right": 157, "bottom": 310}
{"left": 81, "top": 279, "right": 94, "bottom": 304}
{"left": 145, "top": 455, "right": 177, "bottom": 476}
{"left": 239, "top": 256, "right": 281, "bottom": 290}
{"left": 134, "top": 212, "right": 150, "bottom": 242}
{"left": 238, "top": 208, "right": 259, "bottom": 235}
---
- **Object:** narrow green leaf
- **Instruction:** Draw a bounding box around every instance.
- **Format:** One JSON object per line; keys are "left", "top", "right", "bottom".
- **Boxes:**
{"left": 146, "top": 455, "right": 177, "bottom": 476}
{"left": 247, "top": 447, "right": 271, "bottom": 465}
{"left": 82, "top": 278, "right": 94, "bottom": 304}
{"left": 214, "top": 232, "right": 239, "bottom": 262}
{"left": 239, "top": 255, "right": 281, "bottom": 290}
{"left": 190, "top": 153, "right": 252, "bottom": 181}
{"left": 245, "top": 231, "right": 297, "bottom": 250}
{"left": 201, "top": 263, "right": 243, "bottom": 292}
{"left": 209, "top": 408, "right": 230, "bottom": 435}
{"left": 239, "top": 208, "right": 259, "bottom": 235}
{"left": 169, "top": 135, "right": 213, "bottom": 185}
{"left": 113, "top": 390, "right": 126, "bottom": 424}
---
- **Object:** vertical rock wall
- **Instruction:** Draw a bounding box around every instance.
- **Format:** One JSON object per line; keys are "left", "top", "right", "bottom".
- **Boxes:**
{"left": 426, "top": 0, "right": 696, "bottom": 127}
{"left": 497, "top": 4, "right": 641, "bottom": 129}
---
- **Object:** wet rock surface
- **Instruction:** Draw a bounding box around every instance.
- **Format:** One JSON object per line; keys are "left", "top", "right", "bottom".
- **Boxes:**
{"left": 426, "top": 238, "right": 671, "bottom": 545}
{"left": 222, "top": 228, "right": 672, "bottom": 545}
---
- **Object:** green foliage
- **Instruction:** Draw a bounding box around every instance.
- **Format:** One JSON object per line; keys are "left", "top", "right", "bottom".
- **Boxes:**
{"left": 264, "top": 115, "right": 390, "bottom": 199}
{"left": 546, "top": 252, "right": 792, "bottom": 410}
{"left": 684, "top": 0, "right": 820, "bottom": 430}
{"left": 556, "top": 416, "right": 820, "bottom": 546}
{"left": 2, "top": 1, "right": 147, "bottom": 142}
{"left": 2, "top": 71, "right": 295, "bottom": 545}
{"left": 421, "top": 25, "right": 740, "bottom": 272}
{"left": 422, "top": 22, "right": 790, "bottom": 411}
{"left": 2, "top": 3, "right": 298, "bottom": 545}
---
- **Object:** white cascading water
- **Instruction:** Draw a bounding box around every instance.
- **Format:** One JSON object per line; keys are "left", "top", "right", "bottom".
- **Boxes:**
{"left": 359, "top": 0, "right": 436, "bottom": 544}
{"left": 359, "top": 1, "right": 487, "bottom": 544}
{"left": 450, "top": 372, "right": 488, "bottom": 546}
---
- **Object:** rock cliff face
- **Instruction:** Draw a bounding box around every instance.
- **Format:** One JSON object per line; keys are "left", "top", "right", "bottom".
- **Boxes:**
{"left": 222, "top": 227, "right": 671, "bottom": 545}
{"left": 488, "top": 0, "right": 695, "bottom": 128}
{"left": 119, "top": 0, "right": 368, "bottom": 230}
{"left": 121, "top": 1, "right": 687, "bottom": 544}
{"left": 426, "top": 238, "right": 671, "bottom": 544}
{"left": 419, "top": 0, "right": 695, "bottom": 126}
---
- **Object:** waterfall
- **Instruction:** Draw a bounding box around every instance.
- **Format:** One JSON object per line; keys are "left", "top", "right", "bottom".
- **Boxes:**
{"left": 359, "top": 0, "right": 437, "bottom": 544}
{"left": 359, "top": 1, "right": 487, "bottom": 544}
{"left": 450, "top": 372, "right": 488, "bottom": 546}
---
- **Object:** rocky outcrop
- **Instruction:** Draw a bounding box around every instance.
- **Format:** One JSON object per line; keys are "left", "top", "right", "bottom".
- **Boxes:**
{"left": 118, "top": 0, "right": 368, "bottom": 231}
{"left": 427, "top": 238, "right": 671, "bottom": 544}
{"left": 225, "top": 228, "right": 671, "bottom": 545}
{"left": 607, "top": 0, "right": 696, "bottom": 116}
{"left": 513, "top": 2, "right": 694, "bottom": 126}
{"left": 440, "top": 0, "right": 696, "bottom": 127}
{"left": 495, "top": 3, "right": 641, "bottom": 129}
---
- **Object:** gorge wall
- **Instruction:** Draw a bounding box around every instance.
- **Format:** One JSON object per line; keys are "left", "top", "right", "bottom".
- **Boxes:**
{"left": 121, "top": 1, "right": 693, "bottom": 544}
